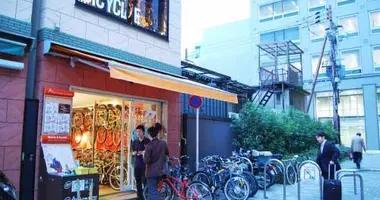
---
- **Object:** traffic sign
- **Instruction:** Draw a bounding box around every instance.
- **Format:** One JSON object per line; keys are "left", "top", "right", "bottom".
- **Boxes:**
{"left": 189, "top": 95, "right": 203, "bottom": 108}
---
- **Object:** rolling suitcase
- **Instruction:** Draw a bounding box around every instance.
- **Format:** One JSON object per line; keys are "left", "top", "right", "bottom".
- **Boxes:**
{"left": 323, "top": 164, "right": 342, "bottom": 200}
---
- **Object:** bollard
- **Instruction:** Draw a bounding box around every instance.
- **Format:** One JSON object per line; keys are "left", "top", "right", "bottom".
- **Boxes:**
{"left": 263, "top": 159, "right": 286, "bottom": 200}
{"left": 297, "top": 160, "right": 322, "bottom": 200}
{"left": 338, "top": 174, "right": 364, "bottom": 200}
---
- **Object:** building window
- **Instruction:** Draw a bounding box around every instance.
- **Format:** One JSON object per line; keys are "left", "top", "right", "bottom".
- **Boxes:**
{"left": 373, "top": 46, "right": 380, "bottom": 71}
{"left": 370, "top": 11, "right": 380, "bottom": 33}
{"left": 316, "top": 90, "right": 365, "bottom": 147}
{"left": 309, "top": 0, "right": 326, "bottom": 12}
{"left": 259, "top": 0, "right": 299, "bottom": 22}
{"left": 338, "top": 15, "right": 359, "bottom": 36}
{"left": 260, "top": 27, "right": 299, "bottom": 43}
{"left": 312, "top": 55, "right": 329, "bottom": 77}
{"left": 309, "top": 23, "right": 327, "bottom": 41}
{"left": 337, "top": 0, "right": 355, "bottom": 6}
{"left": 341, "top": 49, "right": 361, "bottom": 74}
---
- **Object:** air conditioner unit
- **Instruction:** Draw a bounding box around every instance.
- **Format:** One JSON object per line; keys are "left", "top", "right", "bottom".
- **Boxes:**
{"left": 228, "top": 112, "right": 239, "bottom": 119}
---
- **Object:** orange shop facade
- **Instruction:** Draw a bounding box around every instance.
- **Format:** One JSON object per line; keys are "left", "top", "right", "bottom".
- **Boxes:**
{"left": 35, "top": 41, "right": 237, "bottom": 198}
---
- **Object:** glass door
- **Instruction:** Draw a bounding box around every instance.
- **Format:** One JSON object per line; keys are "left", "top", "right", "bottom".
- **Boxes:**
{"left": 120, "top": 100, "right": 134, "bottom": 191}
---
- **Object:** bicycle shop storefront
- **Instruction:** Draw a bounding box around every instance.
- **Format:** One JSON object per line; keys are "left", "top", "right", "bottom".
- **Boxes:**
{"left": 37, "top": 42, "right": 238, "bottom": 199}
{"left": 71, "top": 88, "right": 167, "bottom": 196}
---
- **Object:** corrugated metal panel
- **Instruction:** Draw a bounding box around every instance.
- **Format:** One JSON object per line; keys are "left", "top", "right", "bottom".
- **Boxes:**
{"left": 180, "top": 94, "right": 228, "bottom": 118}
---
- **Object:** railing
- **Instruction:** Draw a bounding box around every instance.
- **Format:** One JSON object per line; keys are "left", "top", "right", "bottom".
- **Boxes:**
{"left": 259, "top": 65, "right": 303, "bottom": 87}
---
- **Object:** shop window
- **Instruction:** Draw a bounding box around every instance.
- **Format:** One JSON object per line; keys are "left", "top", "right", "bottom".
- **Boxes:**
{"left": 309, "top": 0, "right": 326, "bottom": 12}
{"left": 309, "top": 23, "right": 327, "bottom": 42}
{"left": 312, "top": 55, "right": 329, "bottom": 77}
{"left": 341, "top": 49, "right": 361, "bottom": 75}
{"left": 260, "top": 27, "right": 299, "bottom": 43}
{"left": 337, "top": 0, "right": 355, "bottom": 6}
{"left": 338, "top": 15, "right": 359, "bottom": 37}
{"left": 370, "top": 10, "right": 380, "bottom": 33}
{"left": 373, "top": 46, "right": 380, "bottom": 71}
{"left": 259, "top": 0, "right": 299, "bottom": 22}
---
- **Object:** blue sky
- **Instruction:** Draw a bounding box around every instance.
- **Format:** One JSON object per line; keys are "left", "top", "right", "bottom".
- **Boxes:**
{"left": 181, "top": 0, "right": 250, "bottom": 54}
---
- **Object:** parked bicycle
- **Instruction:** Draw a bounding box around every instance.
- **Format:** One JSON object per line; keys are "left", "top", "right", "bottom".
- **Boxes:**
{"left": 143, "top": 156, "right": 214, "bottom": 200}
{"left": 192, "top": 155, "right": 256, "bottom": 200}
{"left": 0, "top": 170, "right": 18, "bottom": 200}
{"left": 94, "top": 150, "right": 128, "bottom": 190}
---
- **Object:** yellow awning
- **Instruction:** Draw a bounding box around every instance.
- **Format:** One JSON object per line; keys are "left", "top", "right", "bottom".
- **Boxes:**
{"left": 109, "top": 61, "right": 238, "bottom": 104}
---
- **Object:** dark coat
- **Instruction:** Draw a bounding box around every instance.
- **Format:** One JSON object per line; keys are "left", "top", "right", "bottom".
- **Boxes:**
{"left": 316, "top": 140, "right": 341, "bottom": 178}
{"left": 143, "top": 138, "right": 169, "bottom": 178}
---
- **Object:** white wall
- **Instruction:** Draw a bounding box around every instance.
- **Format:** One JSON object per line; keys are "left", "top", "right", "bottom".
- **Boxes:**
{"left": 0, "top": 0, "right": 33, "bottom": 22}
{"left": 40, "top": 0, "right": 181, "bottom": 67}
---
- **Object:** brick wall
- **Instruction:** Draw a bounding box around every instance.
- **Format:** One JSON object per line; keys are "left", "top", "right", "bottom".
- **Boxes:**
{"left": 0, "top": 52, "right": 29, "bottom": 192}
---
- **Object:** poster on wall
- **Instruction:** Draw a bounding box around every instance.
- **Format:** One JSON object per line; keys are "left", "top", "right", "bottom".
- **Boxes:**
{"left": 42, "top": 88, "right": 74, "bottom": 136}
{"left": 42, "top": 144, "right": 76, "bottom": 174}
{"left": 75, "top": 0, "right": 169, "bottom": 39}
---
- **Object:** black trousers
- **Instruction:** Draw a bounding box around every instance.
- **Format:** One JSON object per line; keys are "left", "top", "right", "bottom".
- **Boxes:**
{"left": 134, "top": 167, "right": 146, "bottom": 200}
{"left": 353, "top": 152, "right": 363, "bottom": 169}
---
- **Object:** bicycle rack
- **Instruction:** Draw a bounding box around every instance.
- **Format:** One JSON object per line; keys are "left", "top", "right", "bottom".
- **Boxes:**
{"left": 263, "top": 159, "right": 286, "bottom": 200}
{"left": 336, "top": 168, "right": 380, "bottom": 197}
{"left": 337, "top": 173, "right": 364, "bottom": 200}
{"left": 297, "top": 160, "right": 322, "bottom": 200}
{"left": 239, "top": 157, "right": 254, "bottom": 174}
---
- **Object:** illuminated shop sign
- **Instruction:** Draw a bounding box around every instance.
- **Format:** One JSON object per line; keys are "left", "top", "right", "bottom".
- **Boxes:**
{"left": 75, "top": 0, "right": 169, "bottom": 39}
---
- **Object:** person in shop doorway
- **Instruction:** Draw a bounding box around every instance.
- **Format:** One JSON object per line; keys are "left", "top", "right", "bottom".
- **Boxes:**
{"left": 351, "top": 133, "right": 366, "bottom": 169}
{"left": 155, "top": 122, "right": 170, "bottom": 174}
{"left": 144, "top": 126, "right": 169, "bottom": 200}
{"left": 315, "top": 131, "right": 341, "bottom": 179}
{"left": 132, "top": 125, "right": 150, "bottom": 200}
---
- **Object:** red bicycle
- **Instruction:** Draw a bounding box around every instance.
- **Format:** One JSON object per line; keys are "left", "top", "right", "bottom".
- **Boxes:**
{"left": 143, "top": 158, "right": 214, "bottom": 200}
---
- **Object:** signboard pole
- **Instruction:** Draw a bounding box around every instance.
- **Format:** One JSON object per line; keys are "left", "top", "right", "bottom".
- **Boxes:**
{"left": 196, "top": 107, "right": 200, "bottom": 171}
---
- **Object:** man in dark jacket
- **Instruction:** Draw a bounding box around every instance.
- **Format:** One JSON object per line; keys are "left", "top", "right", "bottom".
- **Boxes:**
{"left": 315, "top": 131, "right": 341, "bottom": 179}
{"left": 144, "top": 126, "right": 169, "bottom": 200}
{"left": 132, "top": 125, "right": 150, "bottom": 200}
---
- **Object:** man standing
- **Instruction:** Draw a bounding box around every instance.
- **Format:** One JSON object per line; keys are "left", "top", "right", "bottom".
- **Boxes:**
{"left": 315, "top": 131, "right": 341, "bottom": 179}
{"left": 144, "top": 126, "right": 169, "bottom": 200}
{"left": 351, "top": 133, "right": 366, "bottom": 169}
{"left": 132, "top": 125, "right": 150, "bottom": 200}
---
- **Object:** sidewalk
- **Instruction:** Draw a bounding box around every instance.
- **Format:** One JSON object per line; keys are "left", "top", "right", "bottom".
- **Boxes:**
{"left": 104, "top": 153, "right": 380, "bottom": 200}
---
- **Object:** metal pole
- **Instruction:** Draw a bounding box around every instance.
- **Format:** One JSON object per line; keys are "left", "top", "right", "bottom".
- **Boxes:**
{"left": 120, "top": 100, "right": 125, "bottom": 191}
{"left": 327, "top": 5, "right": 341, "bottom": 144}
{"left": 353, "top": 171, "right": 357, "bottom": 195}
{"left": 196, "top": 107, "right": 200, "bottom": 171}
{"left": 20, "top": 0, "right": 42, "bottom": 198}
{"left": 339, "top": 174, "right": 364, "bottom": 200}
{"left": 306, "top": 36, "right": 328, "bottom": 113}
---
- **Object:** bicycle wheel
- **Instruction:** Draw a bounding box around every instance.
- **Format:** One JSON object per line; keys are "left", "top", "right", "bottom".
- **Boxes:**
{"left": 108, "top": 165, "right": 128, "bottom": 190}
{"left": 286, "top": 164, "right": 297, "bottom": 185}
{"left": 255, "top": 170, "right": 274, "bottom": 190}
{"left": 186, "top": 181, "right": 214, "bottom": 200}
{"left": 223, "top": 176, "right": 250, "bottom": 200}
{"left": 192, "top": 171, "right": 211, "bottom": 186}
{"left": 240, "top": 171, "right": 258, "bottom": 197}
{"left": 143, "top": 180, "right": 174, "bottom": 200}
{"left": 96, "top": 126, "right": 107, "bottom": 144}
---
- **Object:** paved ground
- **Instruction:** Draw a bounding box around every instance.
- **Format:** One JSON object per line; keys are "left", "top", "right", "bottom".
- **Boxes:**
{"left": 115, "top": 152, "right": 380, "bottom": 200}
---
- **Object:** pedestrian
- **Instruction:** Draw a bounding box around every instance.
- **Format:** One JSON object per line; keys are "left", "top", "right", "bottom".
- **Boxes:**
{"left": 132, "top": 125, "right": 150, "bottom": 200}
{"left": 144, "top": 126, "right": 169, "bottom": 200}
{"left": 350, "top": 133, "right": 366, "bottom": 169}
{"left": 315, "top": 131, "right": 341, "bottom": 179}
{"left": 155, "top": 122, "right": 170, "bottom": 174}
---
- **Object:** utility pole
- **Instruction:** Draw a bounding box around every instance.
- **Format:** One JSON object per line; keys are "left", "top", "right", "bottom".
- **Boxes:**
{"left": 326, "top": 5, "right": 341, "bottom": 144}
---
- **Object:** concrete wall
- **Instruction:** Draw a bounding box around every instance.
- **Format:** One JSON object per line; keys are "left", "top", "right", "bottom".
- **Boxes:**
{"left": 40, "top": 0, "right": 181, "bottom": 67}
{"left": 0, "top": 0, "right": 33, "bottom": 23}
